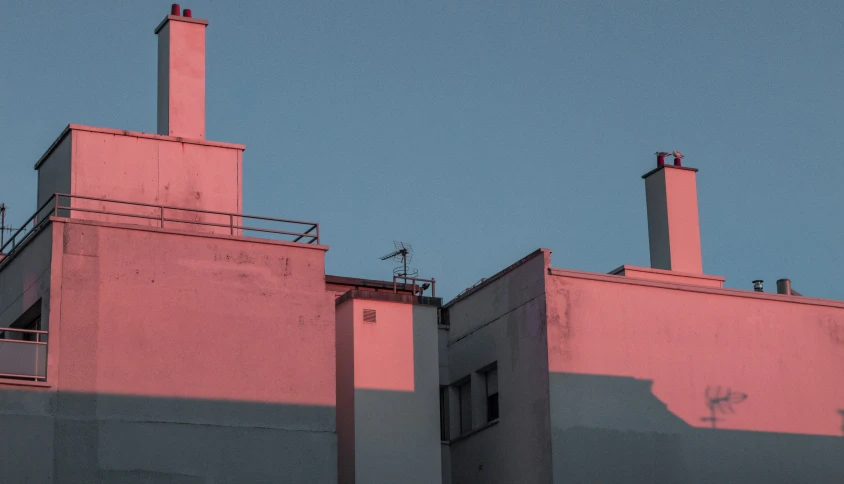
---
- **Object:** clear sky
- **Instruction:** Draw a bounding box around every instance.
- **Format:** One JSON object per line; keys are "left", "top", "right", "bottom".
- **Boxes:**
{"left": 2, "top": 0, "right": 843, "bottom": 301}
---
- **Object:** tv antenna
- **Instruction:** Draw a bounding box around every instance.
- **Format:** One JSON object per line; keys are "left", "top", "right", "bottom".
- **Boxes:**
{"left": 379, "top": 241, "right": 418, "bottom": 279}
{"left": 701, "top": 386, "right": 747, "bottom": 429}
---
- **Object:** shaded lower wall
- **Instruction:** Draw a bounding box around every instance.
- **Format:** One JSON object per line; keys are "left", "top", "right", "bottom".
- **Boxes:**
{"left": 0, "top": 387, "right": 337, "bottom": 483}
{"left": 545, "top": 271, "right": 844, "bottom": 482}
{"left": 336, "top": 295, "right": 442, "bottom": 484}
{"left": 550, "top": 373, "right": 844, "bottom": 484}
{"left": 0, "top": 220, "right": 340, "bottom": 482}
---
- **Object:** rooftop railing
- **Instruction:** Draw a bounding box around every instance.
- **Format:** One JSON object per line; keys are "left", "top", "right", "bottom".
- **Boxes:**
{"left": 393, "top": 275, "right": 436, "bottom": 297}
{"left": 0, "top": 193, "right": 320, "bottom": 270}
{"left": 0, "top": 328, "right": 47, "bottom": 382}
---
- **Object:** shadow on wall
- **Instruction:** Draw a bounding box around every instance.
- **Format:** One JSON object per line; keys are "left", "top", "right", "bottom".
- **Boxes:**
{"left": 839, "top": 410, "right": 844, "bottom": 436}
{"left": 550, "top": 373, "right": 844, "bottom": 484}
{"left": 0, "top": 388, "right": 338, "bottom": 483}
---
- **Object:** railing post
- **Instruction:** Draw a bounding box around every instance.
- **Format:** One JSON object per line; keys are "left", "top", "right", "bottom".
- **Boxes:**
{"left": 33, "top": 334, "right": 38, "bottom": 381}
{"left": 160, "top": 206, "right": 164, "bottom": 229}
{"left": 54, "top": 194, "right": 58, "bottom": 217}
{"left": 230, "top": 214, "right": 234, "bottom": 235}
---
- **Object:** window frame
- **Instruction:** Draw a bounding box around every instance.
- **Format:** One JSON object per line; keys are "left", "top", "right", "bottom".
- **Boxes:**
{"left": 456, "top": 378, "right": 472, "bottom": 436}
{"left": 484, "top": 365, "right": 499, "bottom": 423}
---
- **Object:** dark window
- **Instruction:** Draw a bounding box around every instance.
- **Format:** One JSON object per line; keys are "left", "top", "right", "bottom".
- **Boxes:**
{"left": 19, "top": 316, "right": 41, "bottom": 342}
{"left": 486, "top": 366, "right": 499, "bottom": 422}
{"left": 439, "top": 386, "right": 449, "bottom": 441}
{"left": 458, "top": 380, "right": 472, "bottom": 435}
{"left": 1, "top": 299, "right": 42, "bottom": 342}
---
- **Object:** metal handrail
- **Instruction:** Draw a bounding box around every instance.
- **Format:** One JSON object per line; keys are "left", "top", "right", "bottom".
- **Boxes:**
{"left": 0, "top": 327, "right": 48, "bottom": 334}
{"left": 54, "top": 193, "right": 317, "bottom": 227}
{"left": 0, "top": 193, "right": 321, "bottom": 270}
{"left": 393, "top": 275, "right": 436, "bottom": 297}
{"left": 0, "top": 328, "right": 48, "bottom": 344}
{"left": 0, "top": 195, "right": 57, "bottom": 256}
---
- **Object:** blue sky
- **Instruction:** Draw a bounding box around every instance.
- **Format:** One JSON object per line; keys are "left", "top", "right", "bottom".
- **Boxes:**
{"left": 2, "top": 0, "right": 843, "bottom": 301}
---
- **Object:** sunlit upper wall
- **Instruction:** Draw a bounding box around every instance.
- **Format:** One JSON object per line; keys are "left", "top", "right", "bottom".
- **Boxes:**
{"left": 34, "top": 125, "right": 243, "bottom": 232}
{"left": 546, "top": 268, "right": 844, "bottom": 437}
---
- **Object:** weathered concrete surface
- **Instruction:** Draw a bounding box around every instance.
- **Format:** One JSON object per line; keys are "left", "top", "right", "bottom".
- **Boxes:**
{"left": 35, "top": 126, "right": 244, "bottom": 235}
{"left": 444, "top": 249, "right": 552, "bottom": 484}
{"left": 549, "top": 373, "right": 844, "bottom": 483}
{"left": 1, "top": 219, "right": 337, "bottom": 483}
{"left": 546, "top": 269, "right": 844, "bottom": 482}
{"left": 336, "top": 294, "right": 442, "bottom": 484}
{"left": 57, "top": 221, "right": 334, "bottom": 405}
{"left": 0, "top": 388, "right": 337, "bottom": 484}
{"left": 156, "top": 14, "right": 207, "bottom": 140}
{"left": 644, "top": 165, "right": 703, "bottom": 273}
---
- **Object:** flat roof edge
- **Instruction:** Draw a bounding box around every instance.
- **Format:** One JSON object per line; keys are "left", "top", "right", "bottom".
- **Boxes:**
{"left": 443, "top": 248, "right": 550, "bottom": 309}
{"left": 608, "top": 264, "right": 726, "bottom": 282}
{"left": 335, "top": 290, "right": 442, "bottom": 307}
{"left": 34, "top": 124, "right": 246, "bottom": 170}
{"left": 550, "top": 267, "right": 844, "bottom": 309}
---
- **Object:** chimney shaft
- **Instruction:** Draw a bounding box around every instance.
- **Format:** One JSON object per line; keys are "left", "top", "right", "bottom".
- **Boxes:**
{"left": 776, "top": 279, "right": 792, "bottom": 295}
{"left": 155, "top": 11, "right": 208, "bottom": 139}
{"left": 643, "top": 163, "right": 703, "bottom": 273}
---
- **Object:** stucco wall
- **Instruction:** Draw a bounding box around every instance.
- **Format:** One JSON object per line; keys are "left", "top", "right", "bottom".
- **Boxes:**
{"left": 445, "top": 250, "right": 553, "bottom": 484}
{"left": 2, "top": 220, "right": 336, "bottom": 483}
{"left": 545, "top": 271, "right": 844, "bottom": 482}
{"left": 0, "top": 224, "right": 57, "bottom": 481}
{"left": 336, "top": 296, "right": 442, "bottom": 484}
{"left": 0, "top": 387, "right": 55, "bottom": 482}
{"left": 446, "top": 251, "right": 547, "bottom": 344}
{"left": 38, "top": 128, "right": 244, "bottom": 235}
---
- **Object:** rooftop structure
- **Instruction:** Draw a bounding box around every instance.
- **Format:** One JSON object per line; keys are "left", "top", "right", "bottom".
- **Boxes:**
{"left": 1, "top": 6, "right": 842, "bottom": 484}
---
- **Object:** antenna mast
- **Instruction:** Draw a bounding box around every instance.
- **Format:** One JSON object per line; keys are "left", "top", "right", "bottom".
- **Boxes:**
{"left": 378, "top": 241, "right": 435, "bottom": 296}
{"left": 379, "top": 241, "right": 419, "bottom": 285}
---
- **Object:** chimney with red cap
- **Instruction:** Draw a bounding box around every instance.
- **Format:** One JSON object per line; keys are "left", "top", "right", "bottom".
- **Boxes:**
{"left": 155, "top": 5, "right": 208, "bottom": 139}
{"left": 642, "top": 152, "right": 704, "bottom": 273}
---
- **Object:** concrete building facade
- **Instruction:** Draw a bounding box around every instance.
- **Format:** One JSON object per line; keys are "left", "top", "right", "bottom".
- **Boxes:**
{"left": 2, "top": 6, "right": 843, "bottom": 484}
{"left": 438, "top": 161, "right": 844, "bottom": 483}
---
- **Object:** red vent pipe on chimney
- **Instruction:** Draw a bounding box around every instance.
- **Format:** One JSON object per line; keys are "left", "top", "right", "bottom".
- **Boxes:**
{"left": 184, "top": 9, "right": 192, "bottom": 17}
{"left": 171, "top": 4, "right": 181, "bottom": 15}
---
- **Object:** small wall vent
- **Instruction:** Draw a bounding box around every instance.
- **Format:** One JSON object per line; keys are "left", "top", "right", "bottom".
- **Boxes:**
{"left": 363, "top": 309, "right": 377, "bottom": 323}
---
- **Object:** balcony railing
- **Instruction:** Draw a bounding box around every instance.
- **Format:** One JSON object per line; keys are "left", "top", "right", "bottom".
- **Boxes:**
{"left": 0, "top": 328, "right": 47, "bottom": 382}
{"left": 0, "top": 193, "right": 321, "bottom": 270}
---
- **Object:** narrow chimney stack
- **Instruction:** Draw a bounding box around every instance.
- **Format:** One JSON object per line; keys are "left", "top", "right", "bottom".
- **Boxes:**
{"left": 156, "top": 6, "right": 208, "bottom": 139}
{"left": 643, "top": 153, "right": 704, "bottom": 274}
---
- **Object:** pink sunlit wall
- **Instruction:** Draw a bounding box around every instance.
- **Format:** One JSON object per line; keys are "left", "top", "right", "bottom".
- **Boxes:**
{"left": 156, "top": 13, "right": 208, "bottom": 139}
{"left": 546, "top": 269, "right": 844, "bottom": 437}
{"left": 644, "top": 166, "right": 704, "bottom": 274}
{"left": 337, "top": 299, "right": 416, "bottom": 392}
{"left": 35, "top": 126, "right": 243, "bottom": 234}
{"left": 52, "top": 221, "right": 335, "bottom": 406}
